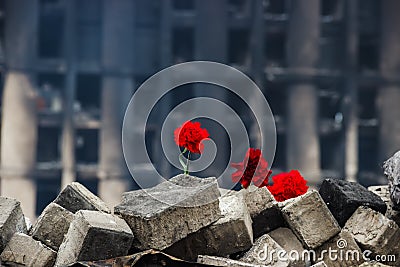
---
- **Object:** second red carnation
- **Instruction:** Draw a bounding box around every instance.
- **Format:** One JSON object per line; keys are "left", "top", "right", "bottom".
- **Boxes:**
{"left": 231, "top": 148, "right": 272, "bottom": 189}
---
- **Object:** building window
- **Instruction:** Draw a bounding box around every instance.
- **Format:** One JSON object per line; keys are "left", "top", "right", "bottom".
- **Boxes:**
{"left": 75, "top": 74, "right": 101, "bottom": 113}
{"left": 228, "top": 0, "right": 250, "bottom": 17}
{"left": 172, "top": 0, "right": 194, "bottom": 11}
{"left": 265, "top": 32, "right": 286, "bottom": 67}
{"left": 77, "top": 0, "right": 101, "bottom": 63}
{"left": 172, "top": 27, "right": 194, "bottom": 63}
{"left": 37, "top": 73, "right": 64, "bottom": 114}
{"left": 358, "top": 35, "right": 379, "bottom": 71}
{"left": 38, "top": 2, "right": 64, "bottom": 58}
{"left": 321, "top": 0, "right": 342, "bottom": 19}
{"left": 37, "top": 126, "right": 61, "bottom": 162}
{"left": 75, "top": 129, "right": 99, "bottom": 164}
{"left": 263, "top": 0, "right": 286, "bottom": 15}
{"left": 228, "top": 29, "right": 250, "bottom": 66}
{"left": 358, "top": 87, "right": 377, "bottom": 120}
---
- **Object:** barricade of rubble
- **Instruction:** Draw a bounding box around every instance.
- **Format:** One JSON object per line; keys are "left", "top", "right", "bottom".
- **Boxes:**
{"left": 2, "top": 152, "right": 400, "bottom": 267}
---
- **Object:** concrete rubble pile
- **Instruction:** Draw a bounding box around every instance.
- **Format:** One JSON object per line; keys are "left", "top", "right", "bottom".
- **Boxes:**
{"left": 1, "top": 152, "right": 400, "bottom": 266}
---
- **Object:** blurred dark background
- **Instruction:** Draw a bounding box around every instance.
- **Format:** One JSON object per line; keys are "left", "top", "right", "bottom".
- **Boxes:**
{"left": 0, "top": 0, "right": 399, "bottom": 220}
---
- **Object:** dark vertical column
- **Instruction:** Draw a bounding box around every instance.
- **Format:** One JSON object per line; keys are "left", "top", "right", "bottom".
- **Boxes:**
{"left": 249, "top": 0, "right": 266, "bottom": 148}
{"left": 286, "top": 0, "right": 321, "bottom": 183}
{"left": 1, "top": 0, "right": 39, "bottom": 219}
{"left": 158, "top": 0, "right": 173, "bottom": 178}
{"left": 378, "top": 0, "right": 400, "bottom": 164}
{"left": 343, "top": 0, "right": 359, "bottom": 182}
{"left": 98, "top": 0, "right": 134, "bottom": 206}
{"left": 61, "top": 0, "right": 77, "bottom": 189}
{"left": 194, "top": 0, "right": 229, "bottom": 178}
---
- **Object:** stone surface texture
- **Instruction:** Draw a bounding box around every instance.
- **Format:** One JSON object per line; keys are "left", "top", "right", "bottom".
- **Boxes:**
{"left": 30, "top": 202, "right": 74, "bottom": 250}
{"left": 240, "top": 234, "right": 289, "bottom": 267}
{"left": 369, "top": 185, "right": 400, "bottom": 225}
{"left": 243, "top": 185, "right": 284, "bottom": 238}
{"left": 319, "top": 178, "right": 387, "bottom": 226}
{"left": 268, "top": 227, "right": 308, "bottom": 267}
{"left": 114, "top": 174, "right": 221, "bottom": 251}
{"left": 344, "top": 206, "right": 400, "bottom": 264}
{"left": 0, "top": 233, "right": 56, "bottom": 267}
{"left": 280, "top": 190, "right": 340, "bottom": 249}
{"left": 55, "top": 210, "right": 133, "bottom": 266}
{"left": 383, "top": 150, "right": 400, "bottom": 210}
{"left": 54, "top": 182, "right": 111, "bottom": 213}
{"left": 0, "top": 196, "right": 27, "bottom": 252}
{"left": 165, "top": 191, "right": 253, "bottom": 260}
{"left": 315, "top": 229, "right": 364, "bottom": 267}
{"left": 197, "top": 255, "right": 266, "bottom": 267}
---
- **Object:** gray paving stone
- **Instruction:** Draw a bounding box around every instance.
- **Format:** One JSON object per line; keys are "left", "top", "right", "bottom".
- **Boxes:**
{"left": 280, "top": 190, "right": 340, "bottom": 249}
{"left": 383, "top": 150, "right": 400, "bottom": 210}
{"left": 315, "top": 229, "right": 364, "bottom": 267}
{"left": 0, "top": 196, "right": 27, "bottom": 252}
{"left": 243, "top": 186, "right": 284, "bottom": 238}
{"left": 359, "top": 263, "right": 391, "bottom": 267}
{"left": 240, "top": 234, "right": 289, "bottom": 267}
{"left": 54, "top": 182, "right": 110, "bottom": 213}
{"left": 165, "top": 191, "right": 253, "bottom": 260}
{"left": 30, "top": 202, "right": 74, "bottom": 250}
{"left": 268, "top": 227, "right": 308, "bottom": 267}
{"left": 197, "top": 255, "right": 266, "bottom": 267}
{"left": 344, "top": 206, "right": 400, "bottom": 265}
{"left": 319, "top": 179, "right": 386, "bottom": 226}
{"left": 368, "top": 185, "right": 400, "bottom": 226}
{"left": 115, "top": 174, "right": 221, "bottom": 250}
{"left": 55, "top": 210, "right": 134, "bottom": 266}
{"left": 0, "top": 233, "right": 56, "bottom": 267}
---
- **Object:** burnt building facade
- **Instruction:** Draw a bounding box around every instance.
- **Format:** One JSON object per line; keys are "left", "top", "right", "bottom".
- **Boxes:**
{"left": 0, "top": 0, "right": 399, "bottom": 219}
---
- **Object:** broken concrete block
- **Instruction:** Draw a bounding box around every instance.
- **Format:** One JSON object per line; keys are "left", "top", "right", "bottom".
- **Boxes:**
{"left": 55, "top": 210, "right": 134, "bottom": 266}
{"left": 197, "top": 255, "right": 266, "bottom": 266}
{"left": 315, "top": 229, "right": 364, "bottom": 267}
{"left": 344, "top": 206, "right": 400, "bottom": 262}
{"left": 240, "top": 234, "right": 289, "bottom": 267}
{"left": 165, "top": 192, "right": 253, "bottom": 260}
{"left": 319, "top": 178, "right": 387, "bottom": 226}
{"left": 115, "top": 174, "right": 221, "bottom": 251}
{"left": 383, "top": 150, "right": 400, "bottom": 210}
{"left": 0, "top": 196, "right": 27, "bottom": 252}
{"left": 369, "top": 185, "right": 400, "bottom": 226}
{"left": 0, "top": 233, "right": 56, "bottom": 267}
{"left": 243, "top": 185, "right": 284, "bottom": 238}
{"left": 30, "top": 202, "right": 74, "bottom": 250}
{"left": 54, "top": 182, "right": 110, "bottom": 213}
{"left": 268, "top": 227, "right": 308, "bottom": 267}
{"left": 311, "top": 262, "right": 327, "bottom": 267}
{"left": 359, "top": 263, "right": 391, "bottom": 267}
{"left": 280, "top": 190, "right": 340, "bottom": 249}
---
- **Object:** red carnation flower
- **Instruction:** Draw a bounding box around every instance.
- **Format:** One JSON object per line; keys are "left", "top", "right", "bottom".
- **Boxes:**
{"left": 267, "top": 170, "right": 308, "bottom": 202}
{"left": 231, "top": 148, "right": 272, "bottom": 189}
{"left": 174, "top": 121, "right": 209, "bottom": 154}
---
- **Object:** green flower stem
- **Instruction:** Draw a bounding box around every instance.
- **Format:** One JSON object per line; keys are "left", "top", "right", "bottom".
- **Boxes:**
{"left": 184, "top": 151, "right": 191, "bottom": 175}
{"left": 179, "top": 148, "right": 191, "bottom": 175}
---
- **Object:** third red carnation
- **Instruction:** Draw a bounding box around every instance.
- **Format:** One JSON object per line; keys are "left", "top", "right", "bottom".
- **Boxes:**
{"left": 267, "top": 170, "right": 308, "bottom": 201}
